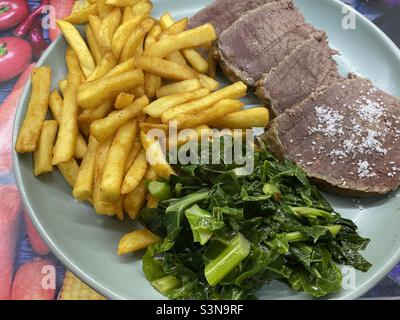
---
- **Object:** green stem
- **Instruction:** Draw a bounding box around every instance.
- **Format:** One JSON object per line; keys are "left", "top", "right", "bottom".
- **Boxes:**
{"left": 286, "top": 231, "right": 308, "bottom": 242}
{"left": 166, "top": 191, "right": 209, "bottom": 213}
{"left": 285, "top": 225, "right": 342, "bottom": 242}
{"left": 0, "top": 6, "right": 9, "bottom": 14}
{"left": 205, "top": 233, "right": 251, "bottom": 286}
{"left": 290, "top": 206, "right": 333, "bottom": 220}
{"left": 0, "top": 43, "right": 7, "bottom": 57}
{"left": 151, "top": 276, "right": 180, "bottom": 294}
{"left": 148, "top": 181, "right": 173, "bottom": 201}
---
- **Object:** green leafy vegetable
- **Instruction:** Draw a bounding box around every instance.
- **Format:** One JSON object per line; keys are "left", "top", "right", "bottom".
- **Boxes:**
{"left": 185, "top": 205, "right": 224, "bottom": 245}
{"left": 139, "top": 139, "right": 371, "bottom": 300}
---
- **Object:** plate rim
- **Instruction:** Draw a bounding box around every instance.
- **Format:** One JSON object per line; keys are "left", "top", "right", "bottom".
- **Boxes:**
{"left": 12, "top": 0, "right": 400, "bottom": 300}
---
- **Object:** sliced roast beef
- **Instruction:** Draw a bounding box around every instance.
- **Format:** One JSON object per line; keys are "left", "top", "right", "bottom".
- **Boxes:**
{"left": 262, "top": 77, "right": 400, "bottom": 197}
{"left": 256, "top": 34, "right": 343, "bottom": 117}
{"left": 216, "top": 0, "right": 318, "bottom": 86}
{"left": 188, "top": 0, "right": 277, "bottom": 36}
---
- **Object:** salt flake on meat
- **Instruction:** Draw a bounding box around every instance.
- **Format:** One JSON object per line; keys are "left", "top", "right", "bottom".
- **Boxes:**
{"left": 309, "top": 106, "right": 344, "bottom": 137}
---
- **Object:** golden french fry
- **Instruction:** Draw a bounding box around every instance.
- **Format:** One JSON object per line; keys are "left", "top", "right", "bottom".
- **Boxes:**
{"left": 72, "top": 0, "right": 92, "bottom": 13}
{"left": 135, "top": 38, "right": 145, "bottom": 56}
{"left": 136, "top": 56, "right": 198, "bottom": 81}
{"left": 78, "top": 100, "right": 113, "bottom": 125}
{"left": 98, "top": 8, "right": 122, "bottom": 51}
{"left": 58, "top": 158, "right": 80, "bottom": 187}
{"left": 160, "top": 17, "right": 188, "bottom": 35}
{"left": 158, "top": 21, "right": 188, "bottom": 67}
{"left": 97, "top": 0, "right": 114, "bottom": 18}
{"left": 161, "top": 81, "right": 247, "bottom": 123}
{"left": 144, "top": 23, "right": 161, "bottom": 50}
{"left": 112, "top": 14, "right": 148, "bottom": 59}
{"left": 157, "top": 17, "right": 187, "bottom": 65}
{"left": 78, "top": 69, "right": 144, "bottom": 109}
{"left": 122, "top": 7, "right": 134, "bottom": 23}
{"left": 145, "top": 167, "right": 158, "bottom": 180}
{"left": 144, "top": 73, "right": 161, "bottom": 100}
{"left": 182, "top": 49, "right": 209, "bottom": 74}
{"left": 140, "top": 131, "right": 175, "bottom": 179}
{"left": 120, "top": 19, "right": 155, "bottom": 62}
{"left": 106, "top": 0, "right": 138, "bottom": 6}
{"left": 86, "top": 52, "right": 117, "bottom": 82}
{"left": 88, "top": 14, "right": 103, "bottom": 50}
{"left": 144, "top": 88, "right": 210, "bottom": 118}
{"left": 15, "top": 67, "right": 51, "bottom": 153}
{"left": 49, "top": 91, "right": 88, "bottom": 160}
{"left": 169, "top": 125, "right": 212, "bottom": 149}
{"left": 156, "top": 79, "right": 201, "bottom": 98}
{"left": 121, "top": 148, "right": 147, "bottom": 194}
{"left": 155, "top": 8, "right": 197, "bottom": 71}
{"left": 172, "top": 99, "right": 244, "bottom": 129}
{"left": 132, "top": 85, "right": 146, "bottom": 98}
{"left": 115, "top": 196, "right": 125, "bottom": 221}
{"left": 115, "top": 196, "right": 125, "bottom": 220}
{"left": 34, "top": 120, "right": 58, "bottom": 176}
{"left": 85, "top": 24, "right": 103, "bottom": 66}
{"left": 121, "top": 29, "right": 147, "bottom": 62}
{"left": 131, "top": 0, "right": 153, "bottom": 15}
{"left": 104, "top": 57, "right": 136, "bottom": 79}
{"left": 139, "top": 123, "right": 169, "bottom": 134}
{"left": 57, "top": 20, "right": 95, "bottom": 78}
{"left": 165, "top": 51, "right": 187, "bottom": 65}
{"left": 49, "top": 90, "right": 64, "bottom": 116}
{"left": 118, "top": 229, "right": 159, "bottom": 255}
{"left": 73, "top": 136, "right": 99, "bottom": 201}
{"left": 115, "top": 92, "right": 135, "bottom": 109}
{"left": 91, "top": 96, "right": 149, "bottom": 141}
{"left": 127, "top": 195, "right": 144, "bottom": 219}
{"left": 53, "top": 72, "right": 82, "bottom": 165}
{"left": 123, "top": 180, "right": 147, "bottom": 220}
{"left": 64, "top": 4, "right": 98, "bottom": 24}
{"left": 209, "top": 107, "right": 270, "bottom": 129}
{"left": 159, "top": 12, "right": 174, "bottom": 30}
{"left": 125, "top": 141, "right": 142, "bottom": 174}
{"left": 101, "top": 119, "right": 138, "bottom": 202}
{"left": 59, "top": 79, "right": 67, "bottom": 96}
{"left": 92, "top": 138, "right": 116, "bottom": 215}
{"left": 146, "top": 24, "right": 217, "bottom": 58}
{"left": 65, "top": 47, "right": 84, "bottom": 78}
{"left": 199, "top": 74, "right": 220, "bottom": 92}
{"left": 208, "top": 48, "right": 217, "bottom": 79}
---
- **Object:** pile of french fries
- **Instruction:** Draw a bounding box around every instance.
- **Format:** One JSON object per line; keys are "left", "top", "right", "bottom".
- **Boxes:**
{"left": 15, "top": 0, "right": 269, "bottom": 255}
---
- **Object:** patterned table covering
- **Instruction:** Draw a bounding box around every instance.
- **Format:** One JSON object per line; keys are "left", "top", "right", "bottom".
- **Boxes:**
{"left": 0, "top": 0, "right": 399, "bottom": 300}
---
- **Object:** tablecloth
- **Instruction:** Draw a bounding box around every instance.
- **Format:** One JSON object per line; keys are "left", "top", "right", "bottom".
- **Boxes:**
{"left": 0, "top": 0, "right": 399, "bottom": 300}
